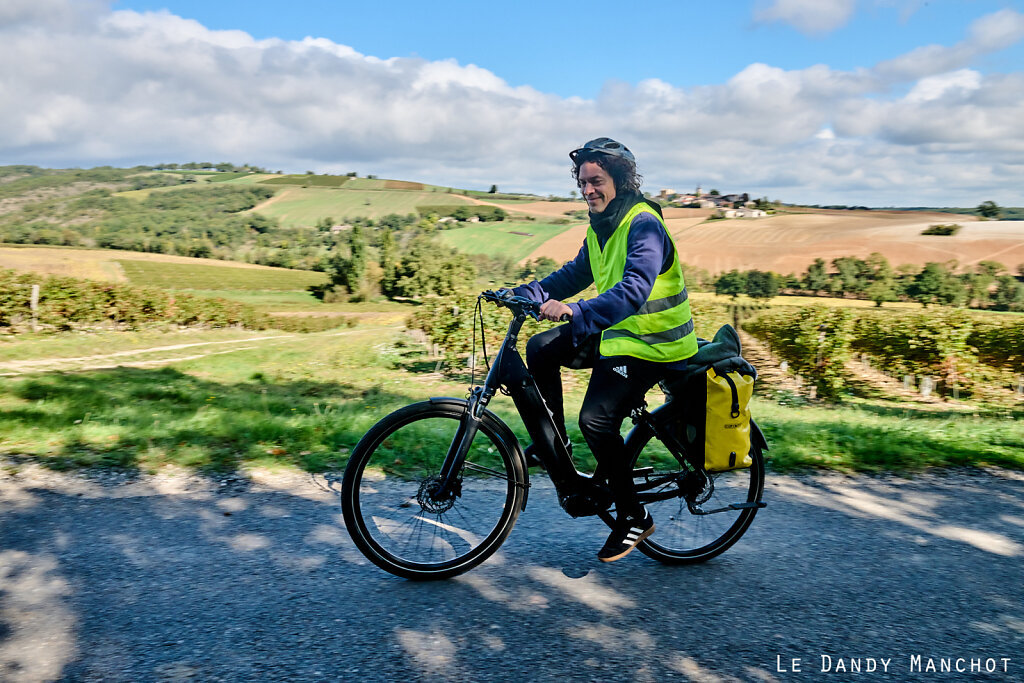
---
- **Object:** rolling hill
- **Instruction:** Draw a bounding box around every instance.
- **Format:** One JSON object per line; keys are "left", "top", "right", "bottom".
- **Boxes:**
{"left": 2, "top": 165, "right": 1020, "bottom": 280}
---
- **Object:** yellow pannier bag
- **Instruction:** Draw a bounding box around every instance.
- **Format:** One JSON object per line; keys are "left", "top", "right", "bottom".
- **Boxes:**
{"left": 703, "top": 369, "right": 754, "bottom": 472}
{"left": 660, "top": 324, "right": 756, "bottom": 472}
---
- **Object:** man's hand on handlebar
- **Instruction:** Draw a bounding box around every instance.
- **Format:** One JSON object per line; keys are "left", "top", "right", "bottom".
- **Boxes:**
{"left": 539, "top": 300, "right": 572, "bottom": 323}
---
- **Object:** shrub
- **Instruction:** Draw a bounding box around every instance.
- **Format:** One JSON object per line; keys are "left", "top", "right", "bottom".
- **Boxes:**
{"left": 921, "top": 224, "right": 961, "bottom": 236}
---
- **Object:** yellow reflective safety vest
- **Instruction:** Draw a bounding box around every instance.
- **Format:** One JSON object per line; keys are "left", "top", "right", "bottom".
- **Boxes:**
{"left": 585, "top": 201, "right": 699, "bottom": 362}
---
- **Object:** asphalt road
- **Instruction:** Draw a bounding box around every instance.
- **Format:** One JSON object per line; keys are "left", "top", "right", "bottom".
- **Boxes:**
{"left": 1, "top": 465, "right": 1022, "bottom": 682}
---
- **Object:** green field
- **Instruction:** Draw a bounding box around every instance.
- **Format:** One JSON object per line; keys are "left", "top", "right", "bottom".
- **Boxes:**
{"left": 117, "top": 260, "right": 327, "bottom": 290}
{"left": 436, "top": 221, "right": 575, "bottom": 262}
{"left": 260, "top": 174, "right": 351, "bottom": 187}
{"left": 220, "top": 173, "right": 277, "bottom": 185}
{"left": 0, "top": 321, "right": 1020, "bottom": 473}
{"left": 249, "top": 187, "right": 472, "bottom": 226}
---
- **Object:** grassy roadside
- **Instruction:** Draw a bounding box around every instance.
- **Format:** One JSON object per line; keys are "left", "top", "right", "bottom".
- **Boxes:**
{"left": 1, "top": 323, "right": 1021, "bottom": 475}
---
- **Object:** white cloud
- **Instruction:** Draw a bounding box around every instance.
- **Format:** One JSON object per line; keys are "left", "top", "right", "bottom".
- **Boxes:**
{"left": 874, "top": 9, "right": 1024, "bottom": 82}
{"left": 754, "top": 0, "right": 857, "bottom": 36}
{"left": 0, "top": 1, "right": 1022, "bottom": 206}
{"left": 904, "top": 69, "right": 982, "bottom": 103}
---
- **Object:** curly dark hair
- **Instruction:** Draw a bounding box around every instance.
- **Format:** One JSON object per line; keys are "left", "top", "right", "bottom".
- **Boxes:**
{"left": 571, "top": 152, "right": 643, "bottom": 195}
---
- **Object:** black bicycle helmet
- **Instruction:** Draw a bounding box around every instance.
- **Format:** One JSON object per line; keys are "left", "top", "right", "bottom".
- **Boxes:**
{"left": 569, "top": 137, "right": 635, "bottom": 165}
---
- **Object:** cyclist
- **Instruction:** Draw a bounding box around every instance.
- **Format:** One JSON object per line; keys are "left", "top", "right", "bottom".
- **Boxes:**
{"left": 511, "top": 137, "right": 699, "bottom": 562}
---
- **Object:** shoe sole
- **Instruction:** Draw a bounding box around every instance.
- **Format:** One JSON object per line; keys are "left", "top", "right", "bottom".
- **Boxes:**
{"left": 598, "top": 524, "right": 655, "bottom": 563}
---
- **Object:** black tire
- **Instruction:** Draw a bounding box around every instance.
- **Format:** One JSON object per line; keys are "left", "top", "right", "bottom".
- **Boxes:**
{"left": 600, "top": 437, "right": 765, "bottom": 564}
{"left": 341, "top": 400, "right": 527, "bottom": 580}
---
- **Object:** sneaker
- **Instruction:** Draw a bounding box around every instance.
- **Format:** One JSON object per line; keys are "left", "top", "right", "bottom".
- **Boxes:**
{"left": 597, "top": 511, "right": 654, "bottom": 563}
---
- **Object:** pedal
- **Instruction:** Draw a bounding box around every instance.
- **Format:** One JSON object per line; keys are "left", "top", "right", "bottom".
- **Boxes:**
{"left": 729, "top": 501, "right": 767, "bottom": 510}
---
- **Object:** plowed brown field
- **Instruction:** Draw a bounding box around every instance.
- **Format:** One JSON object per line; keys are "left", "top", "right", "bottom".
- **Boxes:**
{"left": 527, "top": 208, "right": 1023, "bottom": 274}
{"left": 0, "top": 247, "right": 303, "bottom": 282}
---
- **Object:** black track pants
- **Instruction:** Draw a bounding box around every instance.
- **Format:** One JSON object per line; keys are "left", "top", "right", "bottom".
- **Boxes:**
{"left": 525, "top": 324, "right": 667, "bottom": 520}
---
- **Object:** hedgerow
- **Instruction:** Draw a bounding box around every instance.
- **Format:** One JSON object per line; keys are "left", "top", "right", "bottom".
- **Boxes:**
{"left": 0, "top": 268, "right": 269, "bottom": 333}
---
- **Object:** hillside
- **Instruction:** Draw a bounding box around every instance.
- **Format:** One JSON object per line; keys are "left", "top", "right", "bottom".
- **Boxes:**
{"left": 2, "top": 165, "right": 1020, "bottom": 282}
{"left": 0, "top": 245, "right": 326, "bottom": 287}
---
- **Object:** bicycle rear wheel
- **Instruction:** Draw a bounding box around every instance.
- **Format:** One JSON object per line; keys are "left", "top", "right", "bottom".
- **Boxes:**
{"left": 341, "top": 400, "right": 526, "bottom": 580}
{"left": 603, "top": 434, "right": 765, "bottom": 564}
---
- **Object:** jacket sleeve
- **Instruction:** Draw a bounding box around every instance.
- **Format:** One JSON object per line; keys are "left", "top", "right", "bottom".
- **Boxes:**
{"left": 512, "top": 242, "right": 594, "bottom": 303}
{"left": 566, "top": 213, "right": 668, "bottom": 345}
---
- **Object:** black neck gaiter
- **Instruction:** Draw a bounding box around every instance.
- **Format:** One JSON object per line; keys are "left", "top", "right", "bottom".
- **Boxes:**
{"left": 589, "top": 190, "right": 642, "bottom": 248}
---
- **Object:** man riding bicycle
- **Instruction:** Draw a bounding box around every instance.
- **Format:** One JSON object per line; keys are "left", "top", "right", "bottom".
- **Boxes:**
{"left": 510, "top": 137, "right": 699, "bottom": 562}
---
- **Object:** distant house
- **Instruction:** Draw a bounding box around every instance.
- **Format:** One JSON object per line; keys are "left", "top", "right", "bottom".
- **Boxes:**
{"left": 736, "top": 207, "right": 766, "bottom": 218}
{"left": 658, "top": 188, "right": 676, "bottom": 200}
{"left": 330, "top": 224, "right": 352, "bottom": 233}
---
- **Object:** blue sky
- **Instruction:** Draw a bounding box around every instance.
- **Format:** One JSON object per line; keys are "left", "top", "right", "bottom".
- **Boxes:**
{"left": 113, "top": 0, "right": 1023, "bottom": 98}
{"left": 2, "top": 0, "right": 1023, "bottom": 205}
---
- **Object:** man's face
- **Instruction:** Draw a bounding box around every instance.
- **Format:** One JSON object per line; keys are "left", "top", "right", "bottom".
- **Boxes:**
{"left": 578, "top": 160, "right": 616, "bottom": 214}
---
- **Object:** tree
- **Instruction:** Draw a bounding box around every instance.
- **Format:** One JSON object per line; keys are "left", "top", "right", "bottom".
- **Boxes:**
{"left": 378, "top": 229, "right": 397, "bottom": 294}
{"left": 709, "top": 189, "right": 720, "bottom": 196}
{"left": 992, "top": 275, "right": 1024, "bottom": 311}
{"left": 745, "top": 270, "right": 779, "bottom": 299}
{"left": 832, "top": 257, "right": 867, "bottom": 297}
{"left": 489, "top": 184, "right": 498, "bottom": 194}
{"left": 963, "top": 262, "right": 1003, "bottom": 309}
{"left": 865, "top": 253, "right": 897, "bottom": 306}
{"left": 313, "top": 225, "right": 367, "bottom": 301}
{"left": 519, "top": 257, "right": 558, "bottom": 280}
{"left": 908, "top": 262, "right": 965, "bottom": 307}
{"left": 386, "top": 235, "right": 475, "bottom": 299}
{"left": 977, "top": 200, "right": 1001, "bottom": 219}
{"left": 802, "top": 258, "right": 829, "bottom": 295}
{"left": 865, "top": 281, "right": 898, "bottom": 307}
{"left": 714, "top": 270, "right": 747, "bottom": 298}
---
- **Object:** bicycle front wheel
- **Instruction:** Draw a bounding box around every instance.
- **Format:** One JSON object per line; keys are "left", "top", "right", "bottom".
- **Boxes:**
{"left": 607, "top": 434, "right": 765, "bottom": 564}
{"left": 341, "top": 400, "right": 526, "bottom": 580}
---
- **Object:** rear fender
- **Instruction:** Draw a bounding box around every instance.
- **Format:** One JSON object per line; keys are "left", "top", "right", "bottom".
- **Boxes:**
{"left": 751, "top": 419, "right": 769, "bottom": 451}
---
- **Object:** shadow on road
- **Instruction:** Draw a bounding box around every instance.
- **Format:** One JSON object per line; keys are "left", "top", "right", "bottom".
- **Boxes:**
{"left": 1, "top": 467, "right": 1022, "bottom": 681}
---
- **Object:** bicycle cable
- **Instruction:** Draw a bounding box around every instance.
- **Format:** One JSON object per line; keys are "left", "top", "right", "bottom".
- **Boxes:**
{"left": 470, "top": 296, "right": 491, "bottom": 391}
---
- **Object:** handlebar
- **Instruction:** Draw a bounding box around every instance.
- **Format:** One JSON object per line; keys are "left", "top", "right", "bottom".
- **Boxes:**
{"left": 480, "top": 290, "right": 542, "bottom": 320}
{"left": 481, "top": 290, "right": 573, "bottom": 322}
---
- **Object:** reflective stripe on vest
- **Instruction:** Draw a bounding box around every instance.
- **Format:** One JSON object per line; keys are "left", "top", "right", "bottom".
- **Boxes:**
{"left": 585, "top": 202, "right": 698, "bottom": 362}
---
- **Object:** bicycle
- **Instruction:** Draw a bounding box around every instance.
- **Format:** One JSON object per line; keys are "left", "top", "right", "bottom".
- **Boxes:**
{"left": 340, "top": 290, "right": 767, "bottom": 580}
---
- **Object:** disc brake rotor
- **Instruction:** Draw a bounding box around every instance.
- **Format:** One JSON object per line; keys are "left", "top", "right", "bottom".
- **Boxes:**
{"left": 416, "top": 475, "right": 457, "bottom": 514}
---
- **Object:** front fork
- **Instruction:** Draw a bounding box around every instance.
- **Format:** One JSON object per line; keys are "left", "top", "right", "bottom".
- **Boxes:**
{"left": 434, "top": 386, "right": 490, "bottom": 500}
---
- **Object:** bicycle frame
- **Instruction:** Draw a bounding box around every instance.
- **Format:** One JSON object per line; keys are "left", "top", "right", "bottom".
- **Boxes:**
{"left": 433, "top": 293, "right": 734, "bottom": 511}
{"left": 434, "top": 292, "right": 770, "bottom": 516}
{"left": 435, "top": 296, "right": 581, "bottom": 501}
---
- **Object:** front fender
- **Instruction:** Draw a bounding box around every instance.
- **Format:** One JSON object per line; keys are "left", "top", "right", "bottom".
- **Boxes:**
{"left": 428, "top": 397, "right": 530, "bottom": 510}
